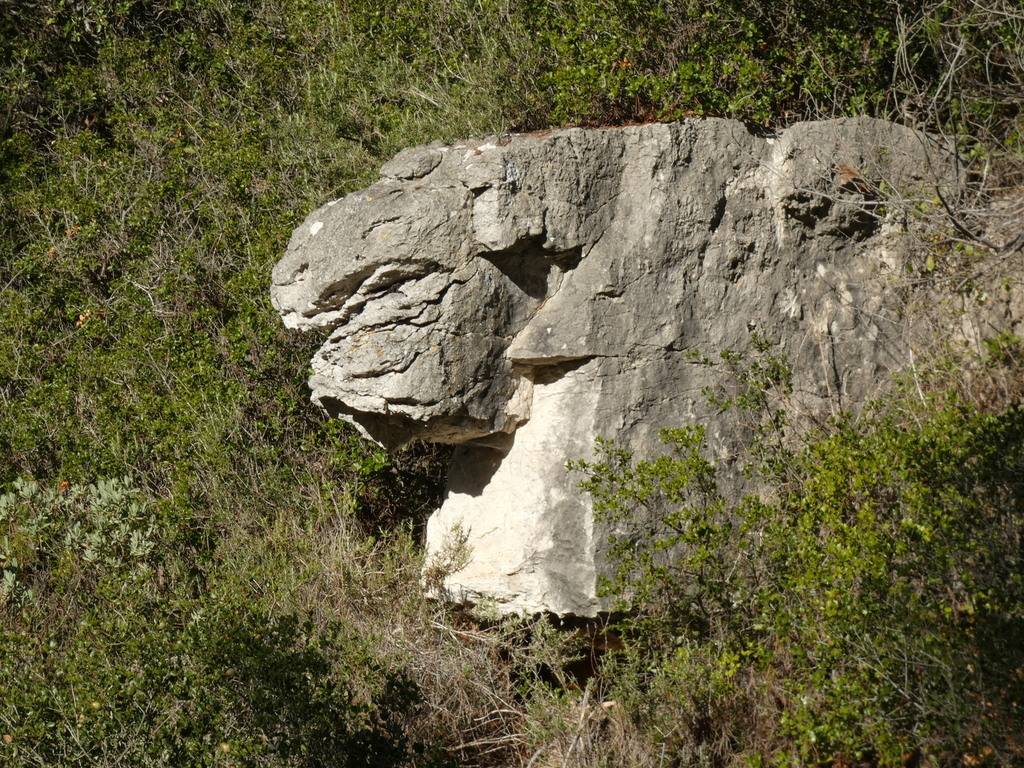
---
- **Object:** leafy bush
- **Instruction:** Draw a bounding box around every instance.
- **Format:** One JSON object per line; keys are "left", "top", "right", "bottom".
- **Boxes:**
{"left": 1, "top": 476, "right": 157, "bottom": 609}
{"left": 530, "top": 0, "right": 1022, "bottom": 144}
{"left": 0, "top": 477, "right": 432, "bottom": 767}
{"left": 573, "top": 361, "right": 1024, "bottom": 765}
{"left": 532, "top": 0, "right": 904, "bottom": 125}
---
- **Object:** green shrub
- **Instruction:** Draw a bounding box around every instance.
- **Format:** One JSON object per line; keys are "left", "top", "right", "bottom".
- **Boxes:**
{"left": 0, "top": 477, "right": 432, "bottom": 767}
{"left": 1, "top": 476, "right": 157, "bottom": 609}
{"left": 2, "top": 601, "right": 426, "bottom": 767}
{"left": 573, "top": 381, "right": 1024, "bottom": 765}
{"left": 529, "top": 0, "right": 1021, "bottom": 143}
{"left": 531, "top": 0, "right": 903, "bottom": 125}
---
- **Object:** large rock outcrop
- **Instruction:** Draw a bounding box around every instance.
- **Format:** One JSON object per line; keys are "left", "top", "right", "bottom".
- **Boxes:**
{"left": 272, "top": 118, "right": 949, "bottom": 616}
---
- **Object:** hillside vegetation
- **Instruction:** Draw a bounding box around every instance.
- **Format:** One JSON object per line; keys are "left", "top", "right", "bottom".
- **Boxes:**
{"left": 1, "top": 1, "right": 1022, "bottom": 766}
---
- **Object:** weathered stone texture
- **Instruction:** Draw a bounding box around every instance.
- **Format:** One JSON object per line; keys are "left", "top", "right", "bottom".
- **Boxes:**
{"left": 272, "top": 118, "right": 949, "bottom": 615}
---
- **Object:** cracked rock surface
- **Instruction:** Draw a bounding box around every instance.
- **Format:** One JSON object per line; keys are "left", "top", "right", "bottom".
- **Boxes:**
{"left": 272, "top": 118, "right": 949, "bottom": 616}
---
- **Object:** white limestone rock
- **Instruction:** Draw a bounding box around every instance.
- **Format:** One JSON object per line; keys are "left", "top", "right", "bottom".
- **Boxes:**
{"left": 271, "top": 118, "right": 951, "bottom": 616}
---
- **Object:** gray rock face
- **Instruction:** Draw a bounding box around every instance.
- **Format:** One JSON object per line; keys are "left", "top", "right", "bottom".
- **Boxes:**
{"left": 272, "top": 118, "right": 947, "bottom": 616}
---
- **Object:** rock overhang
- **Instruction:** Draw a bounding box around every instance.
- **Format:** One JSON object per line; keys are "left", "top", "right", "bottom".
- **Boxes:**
{"left": 272, "top": 117, "right": 951, "bottom": 616}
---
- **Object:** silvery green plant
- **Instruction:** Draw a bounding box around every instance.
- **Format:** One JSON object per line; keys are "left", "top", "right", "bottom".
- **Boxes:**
{"left": 0, "top": 476, "right": 155, "bottom": 609}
